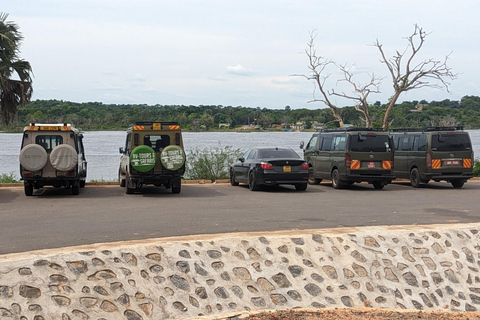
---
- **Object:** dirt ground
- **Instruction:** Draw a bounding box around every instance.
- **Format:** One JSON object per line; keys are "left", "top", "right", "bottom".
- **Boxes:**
{"left": 223, "top": 308, "right": 480, "bottom": 319}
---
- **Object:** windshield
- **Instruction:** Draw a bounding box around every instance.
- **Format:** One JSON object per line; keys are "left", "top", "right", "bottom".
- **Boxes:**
{"left": 431, "top": 133, "right": 471, "bottom": 151}
{"left": 350, "top": 135, "right": 391, "bottom": 152}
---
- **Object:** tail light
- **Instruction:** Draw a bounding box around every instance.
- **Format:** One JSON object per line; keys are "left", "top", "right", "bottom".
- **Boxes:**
{"left": 261, "top": 162, "right": 274, "bottom": 170}
{"left": 22, "top": 171, "right": 33, "bottom": 178}
{"left": 301, "top": 163, "right": 309, "bottom": 170}
{"left": 65, "top": 171, "right": 77, "bottom": 177}
{"left": 426, "top": 153, "right": 432, "bottom": 168}
{"left": 345, "top": 153, "right": 351, "bottom": 168}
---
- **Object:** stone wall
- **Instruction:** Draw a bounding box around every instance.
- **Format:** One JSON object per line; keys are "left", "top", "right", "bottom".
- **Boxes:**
{"left": 1, "top": 224, "right": 480, "bottom": 319}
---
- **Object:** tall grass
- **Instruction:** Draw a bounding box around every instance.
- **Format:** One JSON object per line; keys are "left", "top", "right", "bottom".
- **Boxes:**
{"left": 185, "top": 145, "right": 244, "bottom": 182}
{"left": 0, "top": 172, "right": 20, "bottom": 183}
{"left": 474, "top": 159, "right": 480, "bottom": 177}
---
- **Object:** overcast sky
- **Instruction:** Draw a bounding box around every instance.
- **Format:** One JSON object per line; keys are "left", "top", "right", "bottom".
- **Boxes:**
{"left": 4, "top": 1, "right": 480, "bottom": 109}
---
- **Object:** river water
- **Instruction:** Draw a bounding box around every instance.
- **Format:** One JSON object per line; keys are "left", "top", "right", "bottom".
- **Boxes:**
{"left": 1, "top": 130, "right": 479, "bottom": 182}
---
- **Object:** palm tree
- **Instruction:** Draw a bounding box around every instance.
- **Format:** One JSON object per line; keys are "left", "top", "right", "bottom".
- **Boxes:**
{"left": 0, "top": 13, "right": 33, "bottom": 126}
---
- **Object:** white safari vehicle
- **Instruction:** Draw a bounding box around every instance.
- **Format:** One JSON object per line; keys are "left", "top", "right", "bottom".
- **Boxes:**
{"left": 19, "top": 123, "right": 87, "bottom": 196}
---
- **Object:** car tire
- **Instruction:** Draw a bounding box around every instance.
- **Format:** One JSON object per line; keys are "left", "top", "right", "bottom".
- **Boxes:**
{"left": 331, "top": 169, "right": 343, "bottom": 189}
{"left": 248, "top": 171, "right": 260, "bottom": 191}
{"left": 230, "top": 169, "right": 239, "bottom": 186}
{"left": 50, "top": 144, "right": 78, "bottom": 171}
{"left": 72, "top": 183, "right": 80, "bottom": 195}
{"left": 308, "top": 168, "right": 321, "bottom": 185}
{"left": 24, "top": 183, "right": 33, "bottom": 196}
{"left": 125, "top": 175, "right": 135, "bottom": 194}
{"left": 410, "top": 168, "right": 421, "bottom": 188}
{"left": 119, "top": 169, "right": 126, "bottom": 187}
{"left": 451, "top": 179, "right": 465, "bottom": 188}
{"left": 172, "top": 178, "right": 181, "bottom": 194}
{"left": 80, "top": 180, "right": 86, "bottom": 188}
{"left": 19, "top": 144, "right": 48, "bottom": 171}
{"left": 295, "top": 183, "right": 308, "bottom": 191}
{"left": 372, "top": 181, "right": 385, "bottom": 190}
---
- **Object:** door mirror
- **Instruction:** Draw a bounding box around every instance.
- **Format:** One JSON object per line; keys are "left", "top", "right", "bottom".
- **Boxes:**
{"left": 119, "top": 147, "right": 124, "bottom": 154}
{"left": 299, "top": 141, "right": 304, "bottom": 149}
{"left": 239, "top": 157, "right": 245, "bottom": 163}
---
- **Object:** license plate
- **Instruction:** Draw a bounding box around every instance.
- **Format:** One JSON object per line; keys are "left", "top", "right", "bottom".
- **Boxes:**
{"left": 367, "top": 162, "right": 375, "bottom": 168}
{"left": 283, "top": 166, "right": 291, "bottom": 172}
{"left": 444, "top": 160, "right": 460, "bottom": 165}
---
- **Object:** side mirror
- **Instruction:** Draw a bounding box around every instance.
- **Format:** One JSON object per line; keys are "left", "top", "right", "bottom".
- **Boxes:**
{"left": 119, "top": 147, "right": 124, "bottom": 154}
{"left": 299, "top": 141, "right": 304, "bottom": 149}
{"left": 239, "top": 157, "right": 245, "bottom": 163}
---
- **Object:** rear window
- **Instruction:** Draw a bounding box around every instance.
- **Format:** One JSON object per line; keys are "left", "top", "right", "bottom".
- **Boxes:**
{"left": 431, "top": 133, "right": 471, "bottom": 151}
{"left": 350, "top": 134, "right": 391, "bottom": 152}
{"left": 35, "top": 135, "right": 63, "bottom": 152}
{"left": 259, "top": 149, "right": 300, "bottom": 159}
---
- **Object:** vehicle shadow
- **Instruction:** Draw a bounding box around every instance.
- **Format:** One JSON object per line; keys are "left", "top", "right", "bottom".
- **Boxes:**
{"left": 236, "top": 184, "right": 324, "bottom": 193}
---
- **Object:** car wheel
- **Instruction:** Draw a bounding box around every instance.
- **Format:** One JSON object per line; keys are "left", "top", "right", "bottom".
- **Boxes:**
{"left": 308, "top": 168, "right": 321, "bottom": 185}
{"left": 451, "top": 179, "right": 465, "bottom": 188}
{"left": 80, "top": 179, "right": 86, "bottom": 188}
{"left": 372, "top": 181, "right": 385, "bottom": 190}
{"left": 295, "top": 183, "right": 308, "bottom": 191}
{"left": 172, "top": 178, "right": 181, "bottom": 194}
{"left": 24, "top": 183, "right": 33, "bottom": 196}
{"left": 119, "top": 169, "right": 126, "bottom": 187}
{"left": 331, "top": 169, "right": 343, "bottom": 189}
{"left": 248, "top": 171, "right": 260, "bottom": 191}
{"left": 72, "top": 184, "right": 80, "bottom": 195}
{"left": 125, "top": 175, "right": 135, "bottom": 194}
{"left": 230, "top": 169, "right": 239, "bottom": 186}
{"left": 410, "top": 168, "right": 421, "bottom": 188}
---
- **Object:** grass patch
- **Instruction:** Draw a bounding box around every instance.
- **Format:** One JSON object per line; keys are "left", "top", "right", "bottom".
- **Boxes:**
{"left": 0, "top": 172, "right": 20, "bottom": 183}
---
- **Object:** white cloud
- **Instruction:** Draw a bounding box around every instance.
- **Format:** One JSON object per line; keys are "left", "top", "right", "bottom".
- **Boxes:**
{"left": 226, "top": 65, "right": 255, "bottom": 76}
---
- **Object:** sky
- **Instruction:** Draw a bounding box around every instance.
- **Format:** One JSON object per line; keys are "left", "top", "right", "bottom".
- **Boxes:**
{"left": 3, "top": 0, "right": 480, "bottom": 109}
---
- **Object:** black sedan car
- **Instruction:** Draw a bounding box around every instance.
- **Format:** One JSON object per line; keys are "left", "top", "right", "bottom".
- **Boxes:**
{"left": 230, "top": 147, "right": 309, "bottom": 191}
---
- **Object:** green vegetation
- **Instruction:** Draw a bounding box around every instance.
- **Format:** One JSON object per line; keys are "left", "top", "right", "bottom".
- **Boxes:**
{"left": 0, "top": 13, "right": 33, "bottom": 126}
{"left": 474, "top": 159, "right": 480, "bottom": 177}
{"left": 185, "top": 145, "right": 243, "bottom": 182}
{"left": 1, "top": 96, "right": 480, "bottom": 132}
{"left": 0, "top": 172, "right": 19, "bottom": 183}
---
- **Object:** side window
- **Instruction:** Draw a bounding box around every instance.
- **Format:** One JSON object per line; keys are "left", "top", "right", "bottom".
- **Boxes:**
{"left": 400, "top": 136, "right": 411, "bottom": 151}
{"left": 332, "top": 135, "right": 347, "bottom": 151}
{"left": 35, "top": 135, "right": 63, "bottom": 153}
{"left": 321, "top": 136, "right": 332, "bottom": 151}
{"left": 413, "top": 135, "right": 420, "bottom": 151}
{"left": 394, "top": 136, "right": 401, "bottom": 151}
{"left": 306, "top": 136, "right": 318, "bottom": 151}
{"left": 124, "top": 133, "right": 131, "bottom": 153}
{"left": 247, "top": 150, "right": 257, "bottom": 160}
{"left": 242, "top": 149, "right": 251, "bottom": 160}
{"left": 418, "top": 135, "right": 427, "bottom": 151}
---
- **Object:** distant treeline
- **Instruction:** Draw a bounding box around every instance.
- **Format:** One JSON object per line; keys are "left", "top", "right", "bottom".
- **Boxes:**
{"left": 2, "top": 95, "right": 480, "bottom": 132}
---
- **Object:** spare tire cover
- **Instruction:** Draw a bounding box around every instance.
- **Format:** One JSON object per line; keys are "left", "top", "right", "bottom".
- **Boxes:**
{"left": 160, "top": 145, "right": 185, "bottom": 171}
{"left": 130, "top": 145, "right": 156, "bottom": 172}
{"left": 50, "top": 144, "right": 78, "bottom": 171}
{"left": 19, "top": 144, "right": 48, "bottom": 171}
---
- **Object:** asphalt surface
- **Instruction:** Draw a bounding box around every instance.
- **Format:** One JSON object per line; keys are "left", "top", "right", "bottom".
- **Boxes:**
{"left": 1, "top": 180, "right": 479, "bottom": 255}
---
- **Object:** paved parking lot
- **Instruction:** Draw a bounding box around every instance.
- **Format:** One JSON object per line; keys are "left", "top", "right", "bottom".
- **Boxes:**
{"left": 1, "top": 180, "right": 479, "bottom": 255}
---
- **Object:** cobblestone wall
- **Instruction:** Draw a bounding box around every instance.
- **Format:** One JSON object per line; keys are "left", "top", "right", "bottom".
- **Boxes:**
{"left": 1, "top": 224, "right": 480, "bottom": 319}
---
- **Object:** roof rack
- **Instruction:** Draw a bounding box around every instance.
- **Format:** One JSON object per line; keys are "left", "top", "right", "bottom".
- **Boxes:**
{"left": 390, "top": 126, "right": 464, "bottom": 133}
{"left": 133, "top": 121, "right": 179, "bottom": 126}
{"left": 316, "top": 127, "right": 382, "bottom": 132}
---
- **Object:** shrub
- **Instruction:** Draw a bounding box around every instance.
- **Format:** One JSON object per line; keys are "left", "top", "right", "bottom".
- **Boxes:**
{"left": 0, "top": 172, "right": 20, "bottom": 183}
{"left": 185, "top": 145, "right": 244, "bottom": 182}
{"left": 474, "top": 158, "right": 480, "bottom": 177}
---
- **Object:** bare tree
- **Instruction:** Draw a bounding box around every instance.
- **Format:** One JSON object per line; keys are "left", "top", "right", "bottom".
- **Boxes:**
{"left": 293, "top": 31, "right": 344, "bottom": 127}
{"left": 374, "top": 24, "right": 457, "bottom": 129}
{"left": 331, "top": 64, "right": 382, "bottom": 128}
